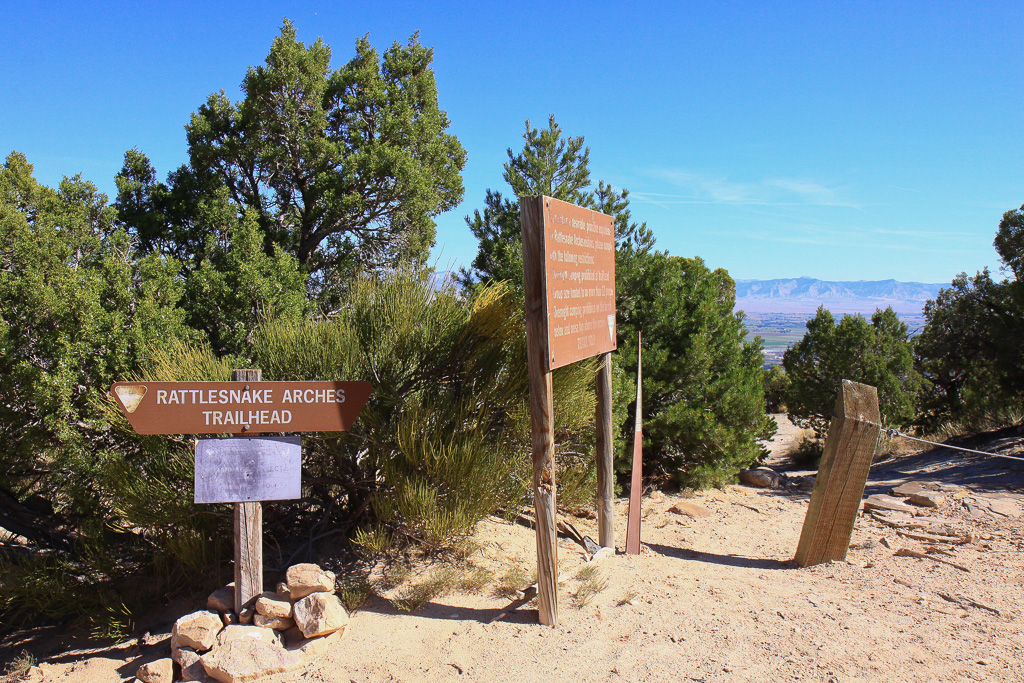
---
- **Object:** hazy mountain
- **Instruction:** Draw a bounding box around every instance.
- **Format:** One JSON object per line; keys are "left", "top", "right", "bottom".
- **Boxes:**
{"left": 734, "top": 277, "right": 945, "bottom": 314}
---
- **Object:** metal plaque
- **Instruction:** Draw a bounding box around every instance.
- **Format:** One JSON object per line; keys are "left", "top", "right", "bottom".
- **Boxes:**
{"left": 195, "top": 436, "right": 301, "bottom": 503}
{"left": 110, "top": 381, "right": 372, "bottom": 435}
{"left": 541, "top": 196, "right": 617, "bottom": 369}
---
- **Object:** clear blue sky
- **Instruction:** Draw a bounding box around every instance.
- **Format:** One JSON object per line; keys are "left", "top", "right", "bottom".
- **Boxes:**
{"left": 3, "top": 1, "right": 1022, "bottom": 284}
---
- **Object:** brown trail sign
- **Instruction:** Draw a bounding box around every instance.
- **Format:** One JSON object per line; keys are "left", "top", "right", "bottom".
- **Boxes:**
{"left": 111, "top": 372, "right": 371, "bottom": 613}
{"left": 521, "top": 195, "right": 617, "bottom": 627}
{"left": 110, "top": 380, "right": 372, "bottom": 434}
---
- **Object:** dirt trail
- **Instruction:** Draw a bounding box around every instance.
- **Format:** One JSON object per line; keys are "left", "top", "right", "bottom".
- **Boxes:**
{"left": 9, "top": 415, "right": 1024, "bottom": 682}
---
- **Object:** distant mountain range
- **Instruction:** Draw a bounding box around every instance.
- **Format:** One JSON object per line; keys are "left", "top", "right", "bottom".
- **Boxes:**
{"left": 734, "top": 277, "right": 946, "bottom": 314}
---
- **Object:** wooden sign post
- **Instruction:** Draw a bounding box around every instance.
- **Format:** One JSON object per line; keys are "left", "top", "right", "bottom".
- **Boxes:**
{"left": 794, "top": 380, "right": 881, "bottom": 567}
{"left": 110, "top": 372, "right": 372, "bottom": 615}
{"left": 231, "top": 369, "right": 263, "bottom": 614}
{"left": 521, "top": 195, "right": 617, "bottom": 626}
{"left": 625, "top": 333, "right": 643, "bottom": 555}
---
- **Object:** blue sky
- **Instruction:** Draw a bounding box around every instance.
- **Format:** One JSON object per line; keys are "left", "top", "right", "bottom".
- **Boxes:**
{"left": 3, "top": 1, "right": 1022, "bottom": 284}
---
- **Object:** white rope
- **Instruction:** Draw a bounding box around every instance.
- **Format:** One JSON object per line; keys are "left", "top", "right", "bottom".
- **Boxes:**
{"left": 885, "top": 428, "right": 1024, "bottom": 463}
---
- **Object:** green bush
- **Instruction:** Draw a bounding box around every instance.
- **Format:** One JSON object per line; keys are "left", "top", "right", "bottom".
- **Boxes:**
{"left": 783, "top": 307, "right": 924, "bottom": 448}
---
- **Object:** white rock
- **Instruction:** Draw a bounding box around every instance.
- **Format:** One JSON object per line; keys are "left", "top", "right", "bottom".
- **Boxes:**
{"left": 286, "top": 563, "right": 336, "bottom": 599}
{"left": 293, "top": 592, "right": 349, "bottom": 638}
{"left": 201, "top": 639, "right": 303, "bottom": 683}
{"left": 255, "top": 591, "right": 292, "bottom": 618}
{"left": 136, "top": 658, "right": 174, "bottom": 683}
{"left": 173, "top": 611, "right": 223, "bottom": 652}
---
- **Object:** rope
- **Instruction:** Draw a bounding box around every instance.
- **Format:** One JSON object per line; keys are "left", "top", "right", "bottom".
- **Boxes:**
{"left": 885, "top": 428, "right": 1024, "bottom": 464}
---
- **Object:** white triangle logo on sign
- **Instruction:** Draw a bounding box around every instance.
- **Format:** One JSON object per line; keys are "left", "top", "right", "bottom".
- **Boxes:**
{"left": 607, "top": 314, "right": 615, "bottom": 342}
{"left": 114, "top": 385, "right": 147, "bottom": 414}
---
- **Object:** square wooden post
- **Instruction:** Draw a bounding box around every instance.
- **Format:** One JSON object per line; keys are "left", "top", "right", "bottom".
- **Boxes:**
{"left": 231, "top": 368, "right": 263, "bottom": 613}
{"left": 595, "top": 352, "right": 615, "bottom": 548}
{"left": 794, "top": 379, "right": 881, "bottom": 567}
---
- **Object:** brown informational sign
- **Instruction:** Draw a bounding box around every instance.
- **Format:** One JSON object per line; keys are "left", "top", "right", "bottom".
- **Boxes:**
{"left": 540, "top": 196, "right": 617, "bottom": 370}
{"left": 110, "top": 381, "right": 372, "bottom": 435}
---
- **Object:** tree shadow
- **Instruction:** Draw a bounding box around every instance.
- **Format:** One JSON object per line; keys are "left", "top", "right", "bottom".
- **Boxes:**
{"left": 646, "top": 543, "right": 796, "bottom": 570}
{"left": 353, "top": 593, "right": 539, "bottom": 625}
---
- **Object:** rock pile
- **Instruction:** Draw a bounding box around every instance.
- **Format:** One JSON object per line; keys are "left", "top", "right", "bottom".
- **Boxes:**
{"left": 136, "top": 563, "right": 348, "bottom": 683}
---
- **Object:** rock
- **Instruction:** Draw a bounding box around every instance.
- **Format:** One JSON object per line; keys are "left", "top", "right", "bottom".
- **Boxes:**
{"left": 286, "top": 563, "right": 336, "bottom": 600}
{"left": 892, "top": 481, "right": 960, "bottom": 496}
{"left": 668, "top": 501, "right": 712, "bottom": 518}
{"left": 739, "top": 468, "right": 781, "bottom": 488}
{"left": 276, "top": 582, "right": 290, "bottom": 597}
{"left": 201, "top": 639, "right": 303, "bottom": 683}
{"left": 177, "top": 648, "right": 216, "bottom": 682}
{"left": 238, "top": 604, "right": 255, "bottom": 625}
{"left": 219, "top": 612, "right": 239, "bottom": 627}
{"left": 255, "top": 591, "right": 292, "bottom": 619}
{"left": 173, "top": 611, "right": 223, "bottom": 652}
{"left": 908, "top": 491, "right": 946, "bottom": 508}
{"left": 286, "top": 628, "right": 344, "bottom": 662}
{"left": 862, "top": 494, "right": 918, "bottom": 515}
{"left": 216, "top": 624, "right": 280, "bottom": 648}
{"left": 254, "top": 613, "right": 295, "bottom": 631}
{"left": 649, "top": 490, "right": 664, "bottom": 501}
{"left": 986, "top": 498, "right": 1022, "bottom": 518}
{"left": 137, "top": 658, "right": 174, "bottom": 683}
{"left": 207, "top": 585, "right": 235, "bottom": 613}
{"left": 293, "top": 592, "right": 349, "bottom": 639}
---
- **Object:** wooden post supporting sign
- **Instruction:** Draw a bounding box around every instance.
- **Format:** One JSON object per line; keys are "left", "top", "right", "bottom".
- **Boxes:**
{"left": 521, "top": 195, "right": 617, "bottom": 626}
{"left": 232, "top": 368, "right": 263, "bottom": 614}
{"left": 625, "top": 334, "right": 643, "bottom": 555}
{"left": 794, "top": 379, "right": 881, "bottom": 567}
{"left": 595, "top": 352, "right": 614, "bottom": 548}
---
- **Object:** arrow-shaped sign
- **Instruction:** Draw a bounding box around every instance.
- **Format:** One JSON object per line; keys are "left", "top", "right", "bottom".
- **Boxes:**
{"left": 110, "top": 381, "right": 372, "bottom": 435}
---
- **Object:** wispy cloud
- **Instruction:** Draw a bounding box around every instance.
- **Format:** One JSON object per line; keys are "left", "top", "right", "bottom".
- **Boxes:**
{"left": 634, "top": 169, "right": 861, "bottom": 209}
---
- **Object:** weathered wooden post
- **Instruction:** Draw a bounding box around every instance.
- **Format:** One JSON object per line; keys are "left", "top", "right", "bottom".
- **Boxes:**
{"left": 794, "top": 379, "right": 881, "bottom": 567}
{"left": 520, "top": 195, "right": 617, "bottom": 626}
{"left": 231, "top": 368, "right": 263, "bottom": 614}
{"left": 625, "top": 334, "right": 643, "bottom": 555}
{"left": 595, "top": 352, "right": 615, "bottom": 548}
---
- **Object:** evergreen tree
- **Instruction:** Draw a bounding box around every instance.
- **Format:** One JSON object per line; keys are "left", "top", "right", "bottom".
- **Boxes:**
{"left": 460, "top": 115, "right": 592, "bottom": 289}
{"left": 783, "top": 306, "right": 923, "bottom": 439}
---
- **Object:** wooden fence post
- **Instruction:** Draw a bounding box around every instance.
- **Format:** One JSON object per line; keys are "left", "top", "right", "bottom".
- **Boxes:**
{"left": 231, "top": 368, "right": 263, "bottom": 613}
{"left": 794, "top": 379, "right": 881, "bottom": 567}
{"left": 521, "top": 196, "right": 559, "bottom": 626}
{"left": 595, "top": 352, "right": 615, "bottom": 548}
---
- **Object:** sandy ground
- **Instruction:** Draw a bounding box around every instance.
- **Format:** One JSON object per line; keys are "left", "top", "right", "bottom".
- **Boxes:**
{"left": 6, "top": 414, "right": 1024, "bottom": 682}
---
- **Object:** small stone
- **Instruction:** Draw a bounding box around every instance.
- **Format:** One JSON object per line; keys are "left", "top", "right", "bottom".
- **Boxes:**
{"left": 136, "top": 658, "right": 174, "bottom": 683}
{"left": 908, "top": 491, "right": 946, "bottom": 508}
{"left": 276, "top": 581, "right": 290, "bottom": 597}
{"left": 255, "top": 591, "right": 293, "bottom": 619}
{"left": 862, "top": 494, "right": 917, "bottom": 515}
{"left": 891, "top": 481, "right": 929, "bottom": 496}
{"left": 738, "top": 468, "right": 780, "bottom": 488}
{"left": 649, "top": 490, "right": 664, "bottom": 501}
{"left": 978, "top": 658, "right": 991, "bottom": 665}
{"left": 177, "top": 648, "right": 216, "bottom": 682}
{"left": 668, "top": 501, "right": 712, "bottom": 518}
{"left": 201, "top": 639, "right": 303, "bottom": 683}
{"left": 286, "top": 563, "right": 336, "bottom": 600}
{"left": 216, "top": 624, "right": 280, "bottom": 648}
{"left": 293, "top": 592, "right": 349, "bottom": 639}
{"left": 173, "top": 611, "right": 223, "bottom": 652}
{"left": 220, "top": 612, "right": 239, "bottom": 627}
{"left": 207, "top": 585, "right": 235, "bottom": 613}
{"left": 238, "top": 604, "right": 255, "bottom": 625}
{"left": 254, "top": 613, "right": 295, "bottom": 631}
